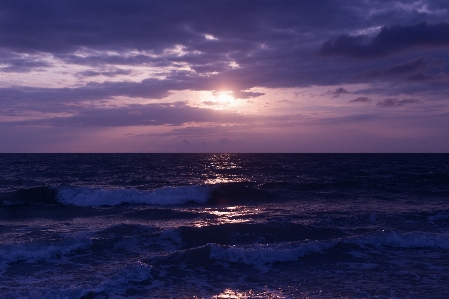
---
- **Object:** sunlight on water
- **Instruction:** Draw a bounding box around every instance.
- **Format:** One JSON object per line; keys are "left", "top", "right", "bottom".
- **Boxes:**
{"left": 204, "top": 176, "right": 249, "bottom": 185}
{"left": 213, "top": 288, "right": 286, "bottom": 299}
{"left": 193, "top": 206, "right": 263, "bottom": 226}
{"left": 202, "top": 154, "right": 249, "bottom": 184}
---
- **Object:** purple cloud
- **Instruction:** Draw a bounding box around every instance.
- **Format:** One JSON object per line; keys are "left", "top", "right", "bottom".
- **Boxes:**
{"left": 0, "top": 50, "right": 51, "bottom": 73}
{"left": 1, "top": 0, "right": 449, "bottom": 153}
{"left": 325, "top": 87, "right": 350, "bottom": 98}
{"left": 349, "top": 97, "right": 372, "bottom": 103}
{"left": 377, "top": 98, "right": 420, "bottom": 107}
{"left": 319, "top": 22, "right": 449, "bottom": 58}
{"left": 75, "top": 68, "right": 132, "bottom": 78}
{"left": 7, "top": 102, "right": 264, "bottom": 127}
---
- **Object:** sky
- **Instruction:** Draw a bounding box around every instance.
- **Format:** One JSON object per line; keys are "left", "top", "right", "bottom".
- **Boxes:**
{"left": 1, "top": 0, "right": 449, "bottom": 152}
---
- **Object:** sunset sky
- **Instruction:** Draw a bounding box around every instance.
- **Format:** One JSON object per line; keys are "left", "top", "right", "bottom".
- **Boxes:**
{"left": 1, "top": 0, "right": 449, "bottom": 152}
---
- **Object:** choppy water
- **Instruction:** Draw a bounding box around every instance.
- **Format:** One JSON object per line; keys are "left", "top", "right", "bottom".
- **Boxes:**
{"left": 0, "top": 154, "right": 449, "bottom": 298}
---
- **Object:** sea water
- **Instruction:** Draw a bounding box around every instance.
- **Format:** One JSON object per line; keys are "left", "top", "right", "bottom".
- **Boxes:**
{"left": 0, "top": 154, "right": 448, "bottom": 298}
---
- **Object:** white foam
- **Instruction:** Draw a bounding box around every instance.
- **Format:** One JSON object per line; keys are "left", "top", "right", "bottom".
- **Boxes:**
{"left": 209, "top": 241, "right": 333, "bottom": 266}
{"left": 56, "top": 185, "right": 211, "bottom": 207}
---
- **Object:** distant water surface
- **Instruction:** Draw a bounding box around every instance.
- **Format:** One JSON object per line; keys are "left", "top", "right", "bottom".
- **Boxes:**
{"left": 0, "top": 154, "right": 448, "bottom": 298}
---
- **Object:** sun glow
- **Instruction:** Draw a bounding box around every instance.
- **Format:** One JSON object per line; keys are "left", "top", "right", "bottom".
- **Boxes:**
{"left": 215, "top": 91, "right": 236, "bottom": 105}
{"left": 195, "top": 90, "right": 260, "bottom": 113}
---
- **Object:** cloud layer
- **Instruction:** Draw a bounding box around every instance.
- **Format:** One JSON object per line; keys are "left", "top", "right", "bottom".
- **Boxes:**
{"left": 1, "top": 0, "right": 449, "bottom": 151}
{"left": 319, "top": 22, "right": 449, "bottom": 58}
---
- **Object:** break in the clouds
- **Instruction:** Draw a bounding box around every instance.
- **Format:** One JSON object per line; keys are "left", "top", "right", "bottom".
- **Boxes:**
{"left": 1, "top": 0, "right": 449, "bottom": 152}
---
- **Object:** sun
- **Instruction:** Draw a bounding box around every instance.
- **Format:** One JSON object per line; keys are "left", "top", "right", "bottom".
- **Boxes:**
{"left": 215, "top": 91, "right": 235, "bottom": 105}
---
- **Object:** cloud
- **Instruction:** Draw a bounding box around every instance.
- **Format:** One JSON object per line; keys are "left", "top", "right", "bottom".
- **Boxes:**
{"left": 202, "top": 101, "right": 218, "bottom": 106}
{"left": 349, "top": 97, "right": 372, "bottom": 103}
{"left": 0, "top": 1, "right": 394, "bottom": 92}
{"left": 0, "top": 79, "right": 174, "bottom": 111}
{"left": 0, "top": 50, "right": 51, "bottom": 73}
{"left": 407, "top": 71, "right": 449, "bottom": 81}
{"left": 319, "top": 114, "right": 379, "bottom": 124}
{"left": 1, "top": 0, "right": 449, "bottom": 138}
{"left": 75, "top": 68, "right": 132, "bottom": 78}
{"left": 325, "top": 87, "right": 350, "bottom": 98}
{"left": 361, "top": 57, "right": 447, "bottom": 82}
{"left": 232, "top": 90, "right": 265, "bottom": 99}
{"left": 319, "top": 22, "right": 449, "bottom": 58}
{"left": 377, "top": 98, "right": 420, "bottom": 107}
{"left": 362, "top": 57, "right": 429, "bottom": 77}
{"left": 0, "top": 1, "right": 344, "bottom": 54}
{"left": 7, "top": 102, "right": 260, "bottom": 127}
{"left": 1, "top": 1, "right": 448, "bottom": 100}
{"left": 0, "top": 73, "right": 268, "bottom": 113}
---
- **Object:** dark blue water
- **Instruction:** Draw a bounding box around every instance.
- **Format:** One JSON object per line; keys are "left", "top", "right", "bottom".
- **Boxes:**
{"left": 1, "top": 154, "right": 449, "bottom": 298}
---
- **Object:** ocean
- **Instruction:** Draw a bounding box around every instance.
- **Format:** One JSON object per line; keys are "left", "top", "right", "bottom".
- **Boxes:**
{"left": 0, "top": 154, "right": 448, "bottom": 298}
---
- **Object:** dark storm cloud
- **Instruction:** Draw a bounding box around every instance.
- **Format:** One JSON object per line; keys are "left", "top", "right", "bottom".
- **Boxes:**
{"left": 319, "top": 22, "right": 449, "bottom": 58}
{"left": 377, "top": 98, "right": 420, "bottom": 107}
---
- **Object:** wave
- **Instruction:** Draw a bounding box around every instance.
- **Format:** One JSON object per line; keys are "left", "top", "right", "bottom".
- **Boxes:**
{"left": 208, "top": 183, "right": 276, "bottom": 204}
{"left": 56, "top": 185, "right": 211, "bottom": 207}
{"left": 209, "top": 241, "right": 332, "bottom": 266}
{"left": 0, "top": 182, "right": 278, "bottom": 207}
{"left": 178, "top": 222, "right": 345, "bottom": 249}
{"left": 206, "top": 231, "right": 449, "bottom": 266}
{"left": 0, "top": 185, "right": 211, "bottom": 207}
{"left": 0, "top": 187, "right": 58, "bottom": 205}
{"left": 351, "top": 231, "right": 449, "bottom": 249}
{"left": 1, "top": 253, "right": 152, "bottom": 299}
{"left": 0, "top": 236, "right": 93, "bottom": 272}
